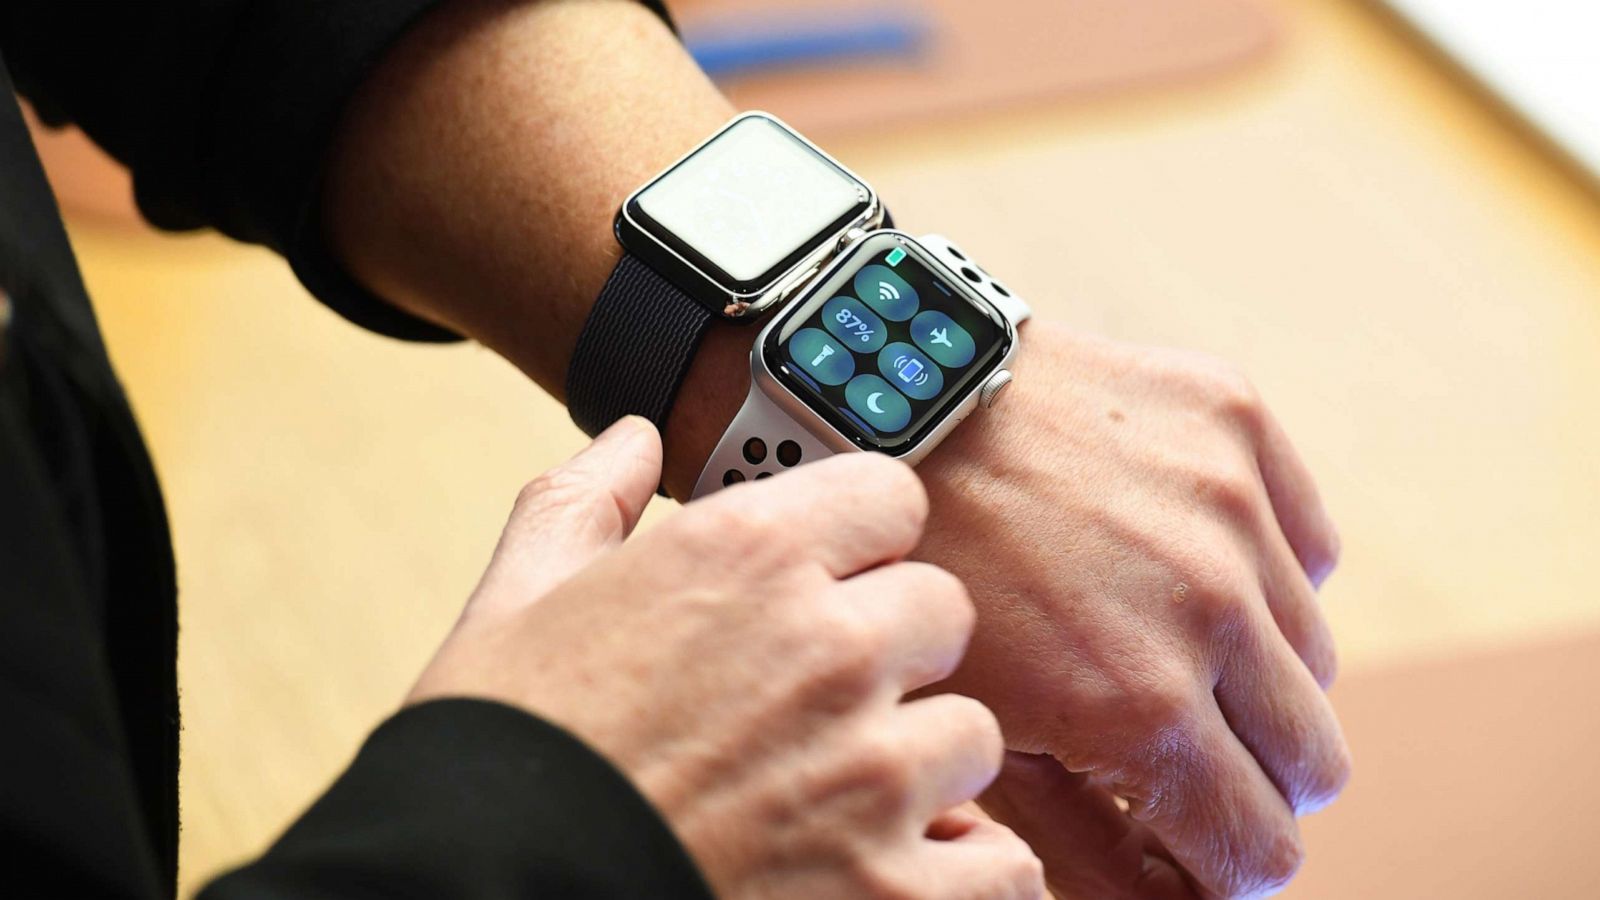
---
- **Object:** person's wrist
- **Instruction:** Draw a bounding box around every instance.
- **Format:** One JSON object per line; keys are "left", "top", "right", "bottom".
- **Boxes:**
{"left": 662, "top": 314, "right": 1037, "bottom": 502}
{"left": 321, "top": 0, "right": 734, "bottom": 398}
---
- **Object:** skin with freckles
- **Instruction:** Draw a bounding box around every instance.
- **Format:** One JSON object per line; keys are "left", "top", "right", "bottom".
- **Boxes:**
{"left": 324, "top": 1, "right": 1349, "bottom": 896}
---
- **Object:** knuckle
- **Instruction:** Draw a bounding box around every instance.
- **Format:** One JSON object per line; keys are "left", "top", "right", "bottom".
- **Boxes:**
{"left": 1206, "top": 829, "right": 1304, "bottom": 898}
{"left": 946, "top": 695, "right": 1006, "bottom": 772}
{"left": 1193, "top": 466, "right": 1264, "bottom": 523}
{"left": 905, "top": 563, "right": 976, "bottom": 634}
{"left": 828, "top": 605, "right": 889, "bottom": 668}
{"left": 1053, "top": 666, "right": 1205, "bottom": 777}
{"left": 1137, "top": 668, "right": 1204, "bottom": 732}
{"left": 1295, "top": 739, "right": 1353, "bottom": 814}
{"left": 808, "top": 605, "right": 887, "bottom": 694}
{"left": 511, "top": 477, "right": 547, "bottom": 515}
{"left": 514, "top": 468, "right": 587, "bottom": 516}
{"left": 1250, "top": 829, "right": 1306, "bottom": 894}
{"left": 729, "top": 504, "right": 789, "bottom": 545}
{"left": 1322, "top": 527, "right": 1344, "bottom": 571}
{"left": 890, "top": 463, "right": 930, "bottom": 523}
{"left": 850, "top": 859, "right": 921, "bottom": 900}
{"left": 513, "top": 469, "right": 617, "bottom": 530}
{"left": 673, "top": 501, "right": 740, "bottom": 548}
{"left": 865, "top": 450, "right": 927, "bottom": 498}
{"left": 1206, "top": 364, "right": 1265, "bottom": 428}
{"left": 1307, "top": 641, "right": 1340, "bottom": 690}
{"left": 676, "top": 499, "right": 791, "bottom": 559}
{"left": 846, "top": 453, "right": 929, "bottom": 524}
{"left": 1190, "top": 579, "right": 1252, "bottom": 640}
{"left": 1306, "top": 526, "right": 1343, "bottom": 587}
{"left": 1001, "top": 839, "right": 1048, "bottom": 899}
{"left": 1097, "top": 681, "right": 1206, "bottom": 802}
{"left": 848, "top": 730, "right": 916, "bottom": 817}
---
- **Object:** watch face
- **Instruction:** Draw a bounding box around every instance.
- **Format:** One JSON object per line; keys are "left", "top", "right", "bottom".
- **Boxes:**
{"left": 764, "top": 233, "right": 1013, "bottom": 454}
{"left": 628, "top": 115, "right": 871, "bottom": 290}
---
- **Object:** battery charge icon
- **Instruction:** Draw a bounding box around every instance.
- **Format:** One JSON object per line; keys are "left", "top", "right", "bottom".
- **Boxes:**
{"left": 886, "top": 247, "right": 907, "bottom": 267}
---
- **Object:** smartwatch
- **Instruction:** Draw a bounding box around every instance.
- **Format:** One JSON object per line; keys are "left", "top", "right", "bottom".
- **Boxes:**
{"left": 691, "top": 230, "right": 1031, "bottom": 498}
{"left": 566, "top": 112, "right": 887, "bottom": 438}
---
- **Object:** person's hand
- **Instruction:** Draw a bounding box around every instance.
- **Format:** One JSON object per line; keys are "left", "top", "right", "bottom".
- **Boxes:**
{"left": 914, "top": 323, "right": 1350, "bottom": 899}
{"left": 412, "top": 418, "right": 1044, "bottom": 900}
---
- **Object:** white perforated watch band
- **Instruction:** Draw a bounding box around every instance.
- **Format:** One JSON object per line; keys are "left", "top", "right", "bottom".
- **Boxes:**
{"left": 691, "top": 379, "right": 842, "bottom": 497}
{"left": 917, "top": 234, "right": 1032, "bottom": 326}
{"left": 690, "top": 234, "right": 1029, "bottom": 500}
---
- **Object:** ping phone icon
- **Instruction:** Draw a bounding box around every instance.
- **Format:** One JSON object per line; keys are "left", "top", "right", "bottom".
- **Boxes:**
{"left": 892, "top": 354, "right": 929, "bottom": 387}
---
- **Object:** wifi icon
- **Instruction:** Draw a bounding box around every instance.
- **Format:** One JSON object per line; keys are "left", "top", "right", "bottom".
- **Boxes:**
{"left": 856, "top": 265, "right": 917, "bottom": 321}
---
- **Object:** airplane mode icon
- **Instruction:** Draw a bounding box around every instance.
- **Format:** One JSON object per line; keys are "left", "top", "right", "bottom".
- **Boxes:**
{"left": 929, "top": 327, "right": 954, "bottom": 349}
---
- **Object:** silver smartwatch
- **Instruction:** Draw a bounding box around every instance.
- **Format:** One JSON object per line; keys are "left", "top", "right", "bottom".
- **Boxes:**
{"left": 567, "top": 111, "right": 889, "bottom": 438}
{"left": 616, "top": 111, "right": 886, "bottom": 320}
{"left": 692, "top": 230, "right": 1030, "bottom": 498}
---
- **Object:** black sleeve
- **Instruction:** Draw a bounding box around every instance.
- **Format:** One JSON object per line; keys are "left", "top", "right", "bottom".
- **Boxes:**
{"left": 201, "top": 699, "right": 714, "bottom": 900}
{"left": 3, "top": 354, "right": 711, "bottom": 900}
{"left": 0, "top": 0, "right": 670, "bottom": 342}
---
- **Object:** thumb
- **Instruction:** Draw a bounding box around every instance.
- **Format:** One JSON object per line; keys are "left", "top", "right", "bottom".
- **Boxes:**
{"left": 476, "top": 416, "right": 662, "bottom": 608}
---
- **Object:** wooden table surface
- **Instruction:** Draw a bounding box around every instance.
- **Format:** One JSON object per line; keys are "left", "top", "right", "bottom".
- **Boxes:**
{"left": 63, "top": 0, "right": 1600, "bottom": 894}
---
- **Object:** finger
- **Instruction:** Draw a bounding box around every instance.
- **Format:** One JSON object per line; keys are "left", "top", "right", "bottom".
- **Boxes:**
{"left": 925, "top": 801, "right": 990, "bottom": 841}
{"left": 1257, "top": 517, "right": 1340, "bottom": 688}
{"left": 690, "top": 452, "right": 929, "bottom": 578}
{"left": 834, "top": 562, "right": 976, "bottom": 692}
{"left": 895, "top": 694, "right": 1006, "bottom": 818}
{"left": 482, "top": 416, "right": 662, "bottom": 604}
{"left": 1120, "top": 702, "right": 1307, "bottom": 899}
{"left": 979, "top": 753, "right": 1197, "bottom": 900}
{"left": 925, "top": 816, "right": 1047, "bottom": 900}
{"left": 1214, "top": 608, "right": 1352, "bottom": 815}
{"left": 1252, "top": 407, "right": 1340, "bottom": 587}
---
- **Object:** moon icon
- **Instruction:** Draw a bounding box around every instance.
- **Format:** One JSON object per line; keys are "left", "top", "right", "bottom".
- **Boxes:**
{"left": 867, "top": 392, "right": 886, "bottom": 414}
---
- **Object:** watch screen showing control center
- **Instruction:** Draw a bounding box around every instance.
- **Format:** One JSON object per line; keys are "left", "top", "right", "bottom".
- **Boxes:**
{"left": 767, "top": 234, "right": 1010, "bottom": 454}
{"left": 633, "top": 116, "right": 869, "bottom": 285}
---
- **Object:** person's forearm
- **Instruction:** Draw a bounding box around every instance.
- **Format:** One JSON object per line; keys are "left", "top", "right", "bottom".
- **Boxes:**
{"left": 323, "top": 0, "right": 744, "bottom": 494}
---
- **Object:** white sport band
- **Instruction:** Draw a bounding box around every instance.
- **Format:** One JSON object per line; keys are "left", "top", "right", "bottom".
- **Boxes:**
{"left": 691, "top": 234, "right": 1030, "bottom": 500}
{"left": 691, "top": 379, "right": 842, "bottom": 497}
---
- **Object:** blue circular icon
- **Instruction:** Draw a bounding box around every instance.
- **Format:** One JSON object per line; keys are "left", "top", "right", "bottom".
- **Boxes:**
{"left": 855, "top": 265, "right": 919, "bottom": 321}
{"left": 788, "top": 328, "right": 854, "bottom": 386}
{"left": 845, "top": 375, "right": 912, "bottom": 434}
{"left": 823, "top": 296, "right": 888, "bottom": 353}
{"left": 877, "top": 342, "right": 943, "bottom": 401}
{"left": 910, "top": 310, "right": 976, "bottom": 368}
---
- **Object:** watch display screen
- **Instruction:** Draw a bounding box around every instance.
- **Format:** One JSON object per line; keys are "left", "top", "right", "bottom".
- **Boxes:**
{"left": 765, "top": 233, "right": 1012, "bottom": 453}
{"left": 631, "top": 115, "right": 870, "bottom": 287}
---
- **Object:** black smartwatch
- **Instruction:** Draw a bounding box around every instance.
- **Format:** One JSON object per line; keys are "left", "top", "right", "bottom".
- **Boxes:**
{"left": 566, "top": 112, "right": 887, "bottom": 438}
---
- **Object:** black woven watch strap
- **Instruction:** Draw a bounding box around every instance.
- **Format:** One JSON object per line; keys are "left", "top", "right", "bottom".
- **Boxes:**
{"left": 567, "top": 210, "right": 893, "bottom": 440}
{"left": 566, "top": 253, "right": 715, "bottom": 438}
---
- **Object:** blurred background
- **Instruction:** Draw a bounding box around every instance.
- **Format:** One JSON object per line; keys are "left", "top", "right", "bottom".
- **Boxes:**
{"left": 26, "top": 0, "right": 1600, "bottom": 895}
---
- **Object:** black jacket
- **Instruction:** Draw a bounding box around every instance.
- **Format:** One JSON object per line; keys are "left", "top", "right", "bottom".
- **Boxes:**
{"left": 0, "top": 1, "right": 710, "bottom": 896}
